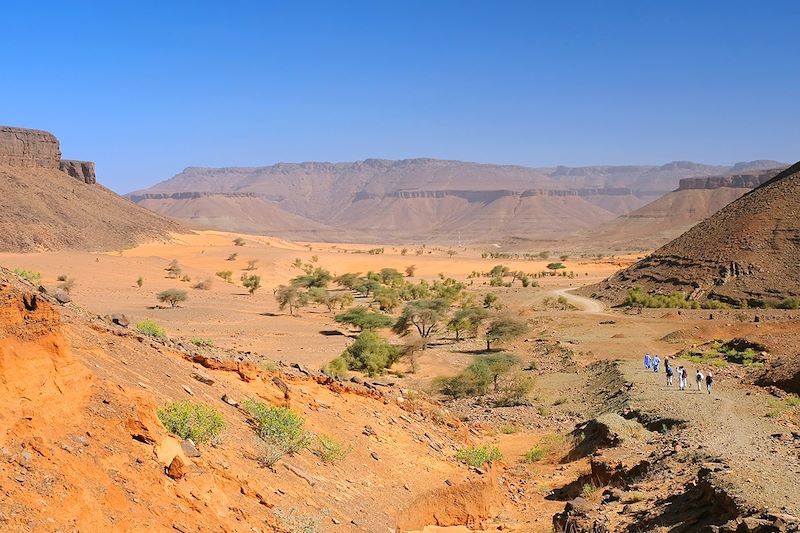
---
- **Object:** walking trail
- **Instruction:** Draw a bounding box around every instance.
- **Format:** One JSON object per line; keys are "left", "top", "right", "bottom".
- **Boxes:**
{"left": 566, "top": 292, "right": 800, "bottom": 516}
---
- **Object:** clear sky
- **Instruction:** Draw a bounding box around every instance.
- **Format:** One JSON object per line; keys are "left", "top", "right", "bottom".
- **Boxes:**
{"left": 1, "top": 1, "right": 798, "bottom": 192}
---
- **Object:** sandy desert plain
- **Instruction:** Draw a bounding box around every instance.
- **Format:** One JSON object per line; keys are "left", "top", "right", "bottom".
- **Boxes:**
{"left": 2, "top": 228, "right": 799, "bottom": 532}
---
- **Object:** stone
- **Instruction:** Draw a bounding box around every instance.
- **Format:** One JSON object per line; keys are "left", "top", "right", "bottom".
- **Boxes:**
{"left": 191, "top": 371, "right": 214, "bottom": 385}
{"left": 108, "top": 314, "right": 130, "bottom": 328}
{"left": 370, "top": 451, "right": 380, "bottom": 461}
{"left": 221, "top": 394, "right": 239, "bottom": 407}
{"left": 53, "top": 289, "right": 71, "bottom": 304}
{"left": 167, "top": 455, "right": 188, "bottom": 479}
{"left": 58, "top": 160, "right": 96, "bottom": 184}
{"left": 180, "top": 439, "right": 201, "bottom": 458}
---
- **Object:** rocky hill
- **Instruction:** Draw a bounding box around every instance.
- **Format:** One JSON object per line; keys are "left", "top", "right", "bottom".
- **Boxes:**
{"left": 583, "top": 162, "right": 800, "bottom": 306}
{"left": 130, "top": 158, "right": 783, "bottom": 244}
{"left": 568, "top": 167, "right": 784, "bottom": 252}
{"left": 0, "top": 126, "right": 181, "bottom": 252}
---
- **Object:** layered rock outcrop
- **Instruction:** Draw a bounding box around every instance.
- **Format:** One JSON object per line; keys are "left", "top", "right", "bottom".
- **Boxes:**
{"left": 677, "top": 168, "right": 783, "bottom": 191}
{"left": 0, "top": 125, "right": 97, "bottom": 184}
{"left": 58, "top": 160, "right": 96, "bottom": 184}
{"left": 0, "top": 126, "right": 61, "bottom": 168}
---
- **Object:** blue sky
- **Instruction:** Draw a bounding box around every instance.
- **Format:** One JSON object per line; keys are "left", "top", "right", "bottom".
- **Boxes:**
{"left": 1, "top": 1, "right": 798, "bottom": 192}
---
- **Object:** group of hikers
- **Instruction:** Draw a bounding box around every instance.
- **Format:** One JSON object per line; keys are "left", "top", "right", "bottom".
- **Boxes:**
{"left": 644, "top": 353, "right": 713, "bottom": 394}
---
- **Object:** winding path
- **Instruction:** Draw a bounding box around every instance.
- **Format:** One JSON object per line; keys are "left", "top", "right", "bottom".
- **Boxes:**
{"left": 551, "top": 287, "right": 607, "bottom": 313}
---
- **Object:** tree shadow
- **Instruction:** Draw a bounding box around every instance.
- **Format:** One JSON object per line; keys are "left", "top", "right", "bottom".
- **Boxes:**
{"left": 319, "top": 330, "right": 345, "bottom": 336}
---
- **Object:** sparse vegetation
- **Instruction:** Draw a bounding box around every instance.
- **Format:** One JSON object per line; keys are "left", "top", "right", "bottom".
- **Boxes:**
{"left": 522, "top": 446, "right": 546, "bottom": 463}
{"left": 393, "top": 298, "right": 450, "bottom": 346}
{"left": 242, "top": 400, "right": 313, "bottom": 462}
{"left": 13, "top": 268, "right": 42, "bottom": 285}
{"left": 136, "top": 276, "right": 144, "bottom": 288}
{"left": 136, "top": 319, "right": 166, "bottom": 338}
{"left": 623, "top": 287, "right": 731, "bottom": 309}
{"left": 485, "top": 317, "right": 528, "bottom": 350}
{"left": 274, "top": 284, "right": 307, "bottom": 315}
{"left": 483, "top": 293, "right": 498, "bottom": 309}
{"left": 455, "top": 445, "right": 502, "bottom": 468}
{"left": 241, "top": 273, "right": 261, "bottom": 294}
{"left": 405, "top": 264, "right": 417, "bottom": 277}
{"left": 190, "top": 337, "right": 215, "bottom": 347}
{"left": 156, "top": 400, "right": 225, "bottom": 444}
{"left": 216, "top": 270, "right": 233, "bottom": 283}
{"left": 334, "top": 306, "right": 393, "bottom": 331}
{"left": 192, "top": 278, "right": 213, "bottom": 290}
{"left": 227, "top": 253, "right": 238, "bottom": 261}
{"left": 338, "top": 330, "right": 400, "bottom": 376}
{"left": 313, "top": 434, "right": 352, "bottom": 463}
{"left": 165, "top": 259, "right": 182, "bottom": 279}
{"left": 157, "top": 288, "right": 188, "bottom": 307}
{"left": 322, "top": 356, "right": 349, "bottom": 379}
{"left": 437, "top": 353, "right": 519, "bottom": 398}
{"left": 233, "top": 237, "right": 245, "bottom": 246}
{"left": 245, "top": 259, "right": 259, "bottom": 270}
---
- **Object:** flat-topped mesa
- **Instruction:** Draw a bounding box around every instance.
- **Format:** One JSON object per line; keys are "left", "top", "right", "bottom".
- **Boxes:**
{"left": 0, "top": 125, "right": 97, "bottom": 184}
{"left": 676, "top": 168, "right": 784, "bottom": 191}
{"left": 0, "top": 126, "right": 61, "bottom": 168}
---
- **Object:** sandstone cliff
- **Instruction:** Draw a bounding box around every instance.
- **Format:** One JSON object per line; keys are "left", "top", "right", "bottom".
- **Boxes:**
{"left": 0, "top": 125, "right": 181, "bottom": 252}
{"left": 0, "top": 126, "right": 61, "bottom": 168}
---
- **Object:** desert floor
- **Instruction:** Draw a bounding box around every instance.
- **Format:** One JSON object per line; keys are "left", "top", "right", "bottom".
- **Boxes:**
{"left": 2, "top": 230, "right": 798, "bottom": 531}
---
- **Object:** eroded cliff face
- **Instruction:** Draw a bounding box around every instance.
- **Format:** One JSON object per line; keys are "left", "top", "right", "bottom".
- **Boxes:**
{"left": 58, "top": 160, "right": 97, "bottom": 184}
{"left": 0, "top": 126, "right": 96, "bottom": 184}
{"left": 677, "top": 168, "right": 783, "bottom": 191}
{"left": 0, "top": 126, "right": 61, "bottom": 168}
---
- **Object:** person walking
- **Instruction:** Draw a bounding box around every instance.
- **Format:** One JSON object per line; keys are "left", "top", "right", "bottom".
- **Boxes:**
{"left": 706, "top": 370, "right": 714, "bottom": 394}
{"left": 678, "top": 366, "right": 687, "bottom": 391}
{"left": 666, "top": 364, "right": 674, "bottom": 386}
{"left": 653, "top": 354, "right": 660, "bottom": 373}
{"left": 644, "top": 353, "right": 651, "bottom": 370}
{"left": 695, "top": 369, "right": 704, "bottom": 392}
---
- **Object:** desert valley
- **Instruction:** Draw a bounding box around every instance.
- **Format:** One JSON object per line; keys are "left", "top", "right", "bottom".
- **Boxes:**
{"left": 0, "top": 123, "right": 798, "bottom": 533}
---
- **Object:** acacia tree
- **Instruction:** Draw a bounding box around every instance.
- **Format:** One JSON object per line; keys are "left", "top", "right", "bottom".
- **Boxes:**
{"left": 392, "top": 298, "right": 450, "bottom": 348}
{"left": 335, "top": 306, "right": 393, "bottom": 331}
{"left": 241, "top": 273, "right": 261, "bottom": 295}
{"left": 157, "top": 288, "right": 188, "bottom": 308}
{"left": 447, "top": 306, "right": 488, "bottom": 341}
{"left": 291, "top": 267, "right": 332, "bottom": 288}
{"left": 485, "top": 317, "right": 528, "bottom": 351}
{"left": 274, "top": 284, "right": 308, "bottom": 316}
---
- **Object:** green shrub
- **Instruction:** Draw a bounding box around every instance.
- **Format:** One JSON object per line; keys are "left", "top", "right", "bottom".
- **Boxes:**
{"left": 216, "top": 270, "right": 233, "bottom": 282}
{"left": 136, "top": 319, "right": 166, "bottom": 338}
{"left": 777, "top": 297, "right": 800, "bottom": 310}
{"left": 13, "top": 268, "right": 42, "bottom": 285}
{"left": 241, "top": 400, "right": 313, "bottom": 454}
{"left": 157, "top": 400, "right": 225, "bottom": 444}
{"left": 273, "top": 507, "right": 328, "bottom": 533}
{"left": 523, "top": 446, "right": 546, "bottom": 463}
{"left": 314, "top": 434, "right": 352, "bottom": 463}
{"left": 455, "top": 445, "right": 502, "bottom": 468}
{"left": 190, "top": 337, "right": 215, "bottom": 347}
{"left": 340, "top": 330, "right": 400, "bottom": 376}
{"left": 322, "top": 356, "right": 349, "bottom": 379}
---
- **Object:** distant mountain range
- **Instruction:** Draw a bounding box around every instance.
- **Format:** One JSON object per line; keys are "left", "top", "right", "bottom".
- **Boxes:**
{"left": 128, "top": 158, "right": 785, "bottom": 244}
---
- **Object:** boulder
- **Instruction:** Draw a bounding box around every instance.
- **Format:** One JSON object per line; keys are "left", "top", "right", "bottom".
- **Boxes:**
{"left": 59, "top": 160, "right": 97, "bottom": 184}
{"left": 180, "top": 439, "right": 201, "bottom": 458}
{"left": 166, "top": 455, "right": 188, "bottom": 479}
